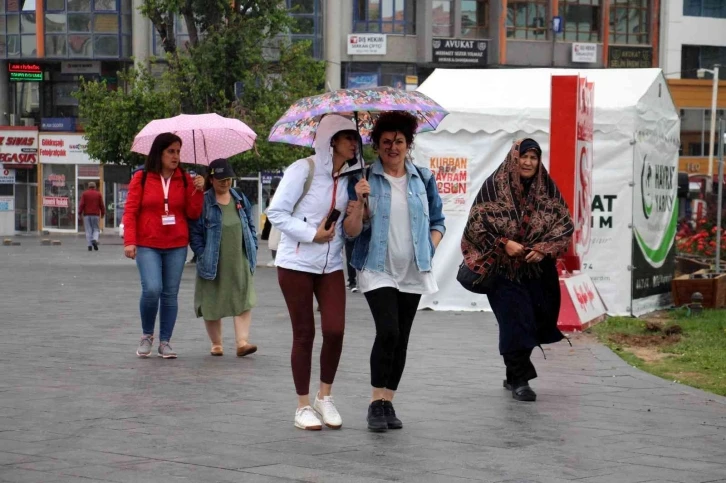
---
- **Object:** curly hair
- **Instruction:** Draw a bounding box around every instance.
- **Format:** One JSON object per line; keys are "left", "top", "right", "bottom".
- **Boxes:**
{"left": 370, "top": 111, "right": 418, "bottom": 150}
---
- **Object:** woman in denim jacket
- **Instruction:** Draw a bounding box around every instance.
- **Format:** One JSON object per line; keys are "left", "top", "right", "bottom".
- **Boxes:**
{"left": 344, "top": 111, "right": 446, "bottom": 432}
{"left": 189, "top": 158, "right": 258, "bottom": 357}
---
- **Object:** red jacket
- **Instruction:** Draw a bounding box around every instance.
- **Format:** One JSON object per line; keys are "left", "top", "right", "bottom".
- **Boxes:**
{"left": 79, "top": 189, "right": 105, "bottom": 217}
{"left": 122, "top": 169, "right": 203, "bottom": 249}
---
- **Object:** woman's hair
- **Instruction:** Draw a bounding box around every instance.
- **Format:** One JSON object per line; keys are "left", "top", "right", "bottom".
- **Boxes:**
{"left": 144, "top": 133, "right": 183, "bottom": 173}
{"left": 370, "top": 111, "right": 418, "bottom": 150}
{"left": 204, "top": 174, "right": 214, "bottom": 192}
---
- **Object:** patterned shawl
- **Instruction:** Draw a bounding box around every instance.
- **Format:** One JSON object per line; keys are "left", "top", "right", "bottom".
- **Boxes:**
{"left": 461, "top": 139, "right": 574, "bottom": 281}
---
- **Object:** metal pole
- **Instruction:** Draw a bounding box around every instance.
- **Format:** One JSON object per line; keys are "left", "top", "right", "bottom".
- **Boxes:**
{"left": 716, "top": 119, "right": 724, "bottom": 273}
{"left": 324, "top": 0, "right": 341, "bottom": 91}
{"left": 706, "top": 65, "right": 719, "bottom": 194}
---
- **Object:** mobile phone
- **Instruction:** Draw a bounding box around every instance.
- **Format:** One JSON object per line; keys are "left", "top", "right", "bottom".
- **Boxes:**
{"left": 325, "top": 209, "right": 341, "bottom": 230}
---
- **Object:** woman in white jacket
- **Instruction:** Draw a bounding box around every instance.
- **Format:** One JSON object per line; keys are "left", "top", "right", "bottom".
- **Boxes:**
{"left": 268, "top": 114, "right": 369, "bottom": 431}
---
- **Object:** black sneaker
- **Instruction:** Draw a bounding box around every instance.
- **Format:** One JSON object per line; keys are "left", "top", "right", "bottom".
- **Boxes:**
{"left": 92, "top": 240, "right": 99, "bottom": 251}
{"left": 367, "top": 400, "right": 387, "bottom": 432}
{"left": 512, "top": 383, "right": 537, "bottom": 402}
{"left": 382, "top": 400, "right": 402, "bottom": 429}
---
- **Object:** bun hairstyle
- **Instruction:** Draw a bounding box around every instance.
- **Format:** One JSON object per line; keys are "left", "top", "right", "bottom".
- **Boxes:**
{"left": 370, "top": 111, "right": 418, "bottom": 150}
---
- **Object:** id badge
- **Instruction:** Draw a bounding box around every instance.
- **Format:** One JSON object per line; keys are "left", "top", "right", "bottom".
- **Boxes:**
{"left": 161, "top": 214, "right": 176, "bottom": 226}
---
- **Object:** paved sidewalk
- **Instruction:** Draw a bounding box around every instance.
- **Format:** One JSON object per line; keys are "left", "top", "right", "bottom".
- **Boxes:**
{"left": 0, "top": 240, "right": 725, "bottom": 483}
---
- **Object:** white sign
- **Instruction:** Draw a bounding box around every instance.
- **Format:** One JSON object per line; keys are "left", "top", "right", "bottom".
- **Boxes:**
{"left": 61, "top": 61, "right": 101, "bottom": 75}
{"left": 563, "top": 274, "right": 607, "bottom": 323}
{"left": 0, "top": 130, "right": 38, "bottom": 165}
{"left": 0, "top": 196, "right": 14, "bottom": 212}
{"left": 43, "top": 196, "right": 69, "bottom": 208}
{"left": 572, "top": 43, "right": 597, "bottom": 63}
{"left": 0, "top": 169, "right": 15, "bottom": 184}
{"left": 426, "top": 156, "right": 469, "bottom": 214}
{"left": 347, "top": 34, "right": 387, "bottom": 55}
{"left": 39, "top": 134, "right": 98, "bottom": 165}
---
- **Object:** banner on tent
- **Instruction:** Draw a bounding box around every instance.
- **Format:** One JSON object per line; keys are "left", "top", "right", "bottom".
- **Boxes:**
{"left": 427, "top": 155, "right": 470, "bottom": 215}
{"left": 631, "top": 133, "right": 678, "bottom": 305}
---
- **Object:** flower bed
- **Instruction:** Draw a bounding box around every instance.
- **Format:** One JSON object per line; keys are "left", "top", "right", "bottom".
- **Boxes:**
{"left": 675, "top": 218, "right": 726, "bottom": 260}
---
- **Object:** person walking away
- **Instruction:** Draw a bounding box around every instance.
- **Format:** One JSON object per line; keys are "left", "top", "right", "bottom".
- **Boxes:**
{"left": 190, "top": 158, "right": 258, "bottom": 357}
{"left": 123, "top": 132, "right": 205, "bottom": 359}
{"left": 461, "top": 138, "right": 573, "bottom": 402}
{"left": 344, "top": 111, "right": 445, "bottom": 432}
{"left": 267, "top": 114, "right": 363, "bottom": 431}
{"left": 79, "top": 181, "right": 105, "bottom": 251}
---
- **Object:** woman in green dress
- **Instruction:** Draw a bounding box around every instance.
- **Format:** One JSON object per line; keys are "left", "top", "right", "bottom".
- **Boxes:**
{"left": 189, "top": 158, "right": 258, "bottom": 357}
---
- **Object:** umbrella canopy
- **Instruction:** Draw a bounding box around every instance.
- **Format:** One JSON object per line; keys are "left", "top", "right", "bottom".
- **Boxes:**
{"left": 131, "top": 113, "right": 257, "bottom": 165}
{"left": 268, "top": 86, "right": 449, "bottom": 147}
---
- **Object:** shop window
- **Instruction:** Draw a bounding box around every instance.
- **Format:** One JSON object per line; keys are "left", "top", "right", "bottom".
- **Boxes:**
{"left": 353, "top": 0, "right": 416, "bottom": 35}
{"left": 682, "top": 45, "right": 726, "bottom": 79}
{"left": 684, "top": 0, "right": 726, "bottom": 19}
{"left": 679, "top": 109, "right": 725, "bottom": 157}
{"left": 609, "top": 0, "right": 648, "bottom": 45}
{"left": 462, "top": 0, "right": 489, "bottom": 39}
{"left": 432, "top": 0, "right": 454, "bottom": 37}
{"left": 507, "top": 0, "right": 547, "bottom": 40}
{"left": 43, "top": 164, "right": 77, "bottom": 231}
{"left": 560, "top": 0, "right": 601, "bottom": 42}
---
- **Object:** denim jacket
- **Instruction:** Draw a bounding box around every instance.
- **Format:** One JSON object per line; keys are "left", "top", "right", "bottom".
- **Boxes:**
{"left": 189, "top": 189, "right": 258, "bottom": 280}
{"left": 346, "top": 159, "right": 446, "bottom": 273}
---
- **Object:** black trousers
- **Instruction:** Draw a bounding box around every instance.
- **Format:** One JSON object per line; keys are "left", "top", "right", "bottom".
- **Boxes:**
{"left": 503, "top": 348, "right": 537, "bottom": 386}
{"left": 344, "top": 240, "right": 356, "bottom": 285}
{"left": 364, "top": 287, "right": 421, "bottom": 391}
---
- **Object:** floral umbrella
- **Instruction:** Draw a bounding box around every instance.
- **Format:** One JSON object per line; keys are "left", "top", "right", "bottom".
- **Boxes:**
{"left": 268, "top": 86, "right": 449, "bottom": 147}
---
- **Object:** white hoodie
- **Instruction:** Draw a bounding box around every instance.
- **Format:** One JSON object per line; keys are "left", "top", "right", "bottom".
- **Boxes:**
{"left": 268, "top": 115, "right": 361, "bottom": 274}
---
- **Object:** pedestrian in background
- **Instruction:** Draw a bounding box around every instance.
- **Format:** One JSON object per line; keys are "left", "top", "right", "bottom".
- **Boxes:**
{"left": 190, "top": 158, "right": 258, "bottom": 357}
{"left": 461, "top": 138, "right": 573, "bottom": 402}
{"left": 267, "top": 114, "right": 366, "bottom": 431}
{"left": 123, "top": 132, "right": 205, "bottom": 359}
{"left": 344, "top": 111, "right": 445, "bottom": 432}
{"left": 79, "top": 181, "right": 105, "bottom": 251}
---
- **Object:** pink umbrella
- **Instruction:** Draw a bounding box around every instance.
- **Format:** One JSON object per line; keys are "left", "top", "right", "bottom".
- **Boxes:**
{"left": 131, "top": 113, "right": 257, "bottom": 165}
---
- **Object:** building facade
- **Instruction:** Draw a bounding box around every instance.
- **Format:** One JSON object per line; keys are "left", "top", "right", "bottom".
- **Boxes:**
{"left": 660, "top": 0, "right": 726, "bottom": 179}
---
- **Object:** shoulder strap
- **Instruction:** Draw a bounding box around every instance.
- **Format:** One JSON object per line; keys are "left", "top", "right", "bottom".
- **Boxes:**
{"left": 292, "top": 157, "right": 315, "bottom": 214}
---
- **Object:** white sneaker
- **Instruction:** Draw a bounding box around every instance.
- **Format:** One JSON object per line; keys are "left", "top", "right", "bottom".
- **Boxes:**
{"left": 266, "top": 260, "right": 275, "bottom": 267}
{"left": 313, "top": 393, "right": 343, "bottom": 429}
{"left": 294, "top": 406, "right": 322, "bottom": 431}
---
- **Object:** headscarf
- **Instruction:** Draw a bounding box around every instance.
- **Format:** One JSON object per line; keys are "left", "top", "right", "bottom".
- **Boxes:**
{"left": 461, "top": 138, "right": 574, "bottom": 281}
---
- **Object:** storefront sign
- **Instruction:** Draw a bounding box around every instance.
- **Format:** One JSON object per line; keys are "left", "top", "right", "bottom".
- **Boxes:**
{"left": 347, "top": 34, "right": 387, "bottom": 55}
{"left": 432, "top": 38, "right": 489, "bottom": 66}
{"left": 61, "top": 61, "right": 101, "bottom": 75}
{"left": 39, "top": 134, "right": 96, "bottom": 165}
{"left": 0, "top": 130, "right": 39, "bottom": 165}
{"left": 608, "top": 46, "right": 653, "bottom": 68}
{"left": 427, "top": 156, "right": 469, "bottom": 214}
{"left": 0, "top": 196, "right": 14, "bottom": 212}
{"left": 41, "top": 118, "right": 77, "bottom": 132}
{"left": 572, "top": 43, "right": 597, "bottom": 63}
{"left": 43, "top": 197, "right": 69, "bottom": 208}
{"left": 8, "top": 63, "right": 43, "bottom": 82}
{"left": 0, "top": 169, "right": 15, "bottom": 184}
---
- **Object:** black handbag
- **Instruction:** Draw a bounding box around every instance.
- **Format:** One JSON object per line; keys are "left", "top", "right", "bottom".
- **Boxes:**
{"left": 456, "top": 262, "right": 495, "bottom": 295}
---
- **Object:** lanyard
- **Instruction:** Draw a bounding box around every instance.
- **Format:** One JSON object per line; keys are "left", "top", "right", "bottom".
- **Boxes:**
{"left": 161, "top": 175, "right": 172, "bottom": 214}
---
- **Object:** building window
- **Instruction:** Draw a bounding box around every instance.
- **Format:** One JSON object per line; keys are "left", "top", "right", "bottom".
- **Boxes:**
{"left": 287, "top": 0, "right": 323, "bottom": 59}
{"left": 507, "top": 0, "right": 547, "bottom": 40}
{"left": 462, "top": 0, "right": 489, "bottom": 39}
{"left": 432, "top": 0, "right": 453, "bottom": 37}
{"left": 680, "top": 109, "right": 725, "bottom": 157}
{"left": 353, "top": 0, "right": 416, "bottom": 35}
{"left": 609, "top": 0, "right": 648, "bottom": 45}
{"left": 684, "top": 0, "right": 726, "bottom": 19}
{"left": 682, "top": 45, "right": 726, "bottom": 79}
{"left": 559, "top": 0, "right": 601, "bottom": 42}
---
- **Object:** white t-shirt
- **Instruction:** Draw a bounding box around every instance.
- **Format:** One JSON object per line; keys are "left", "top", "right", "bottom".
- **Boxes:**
{"left": 358, "top": 172, "right": 438, "bottom": 295}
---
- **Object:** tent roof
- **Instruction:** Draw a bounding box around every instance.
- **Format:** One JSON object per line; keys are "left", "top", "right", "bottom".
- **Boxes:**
{"left": 417, "top": 68, "right": 676, "bottom": 135}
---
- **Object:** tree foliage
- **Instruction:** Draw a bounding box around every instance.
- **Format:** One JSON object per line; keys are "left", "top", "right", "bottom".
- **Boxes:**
{"left": 76, "top": 0, "right": 325, "bottom": 172}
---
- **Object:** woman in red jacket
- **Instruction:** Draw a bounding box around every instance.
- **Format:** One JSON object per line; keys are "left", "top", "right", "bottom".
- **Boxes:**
{"left": 123, "top": 133, "right": 205, "bottom": 359}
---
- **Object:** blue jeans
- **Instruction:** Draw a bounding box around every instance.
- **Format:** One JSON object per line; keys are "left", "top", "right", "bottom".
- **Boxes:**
{"left": 83, "top": 216, "right": 100, "bottom": 246}
{"left": 135, "top": 246, "right": 188, "bottom": 342}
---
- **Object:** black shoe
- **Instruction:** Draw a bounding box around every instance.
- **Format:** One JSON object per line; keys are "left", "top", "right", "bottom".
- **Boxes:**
{"left": 92, "top": 240, "right": 98, "bottom": 251}
{"left": 382, "top": 400, "right": 402, "bottom": 429}
{"left": 367, "top": 400, "right": 388, "bottom": 432}
{"left": 512, "top": 383, "right": 537, "bottom": 402}
{"left": 88, "top": 246, "right": 92, "bottom": 251}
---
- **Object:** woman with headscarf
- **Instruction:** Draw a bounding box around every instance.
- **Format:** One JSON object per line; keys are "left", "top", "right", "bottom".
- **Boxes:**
{"left": 267, "top": 114, "right": 369, "bottom": 431}
{"left": 461, "top": 138, "right": 573, "bottom": 402}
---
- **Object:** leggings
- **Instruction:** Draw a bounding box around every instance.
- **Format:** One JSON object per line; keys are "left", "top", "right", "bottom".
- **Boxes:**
{"left": 278, "top": 268, "right": 346, "bottom": 396}
{"left": 364, "top": 287, "right": 421, "bottom": 391}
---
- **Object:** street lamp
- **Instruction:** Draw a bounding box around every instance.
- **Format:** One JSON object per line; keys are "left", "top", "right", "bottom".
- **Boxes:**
{"left": 697, "top": 65, "right": 720, "bottom": 194}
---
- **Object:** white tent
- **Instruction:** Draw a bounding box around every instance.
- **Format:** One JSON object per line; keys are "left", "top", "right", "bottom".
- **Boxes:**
{"left": 414, "top": 68, "right": 680, "bottom": 316}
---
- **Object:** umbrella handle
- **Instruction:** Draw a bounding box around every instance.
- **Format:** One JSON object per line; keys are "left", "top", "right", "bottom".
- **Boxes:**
{"left": 353, "top": 111, "right": 368, "bottom": 199}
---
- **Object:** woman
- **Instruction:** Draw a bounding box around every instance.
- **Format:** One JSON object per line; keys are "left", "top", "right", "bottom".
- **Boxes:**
{"left": 344, "top": 111, "right": 446, "bottom": 432}
{"left": 189, "top": 158, "right": 258, "bottom": 357}
{"left": 123, "top": 133, "right": 205, "bottom": 359}
{"left": 267, "top": 114, "right": 364, "bottom": 431}
{"left": 461, "top": 138, "right": 574, "bottom": 402}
